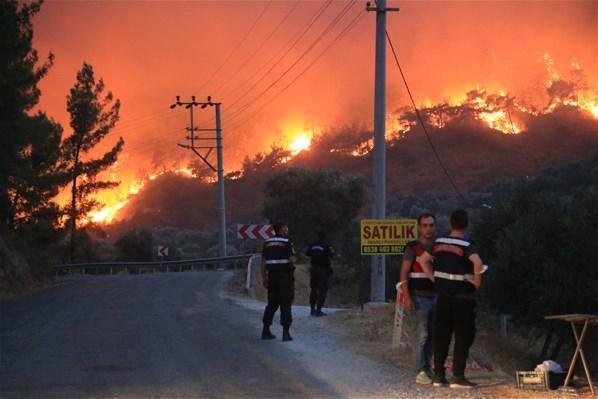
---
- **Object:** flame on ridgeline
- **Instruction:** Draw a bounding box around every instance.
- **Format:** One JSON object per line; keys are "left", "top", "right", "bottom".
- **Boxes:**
{"left": 84, "top": 58, "right": 596, "bottom": 225}
{"left": 84, "top": 167, "right": 200, "bottom": 225}
{"left": 289, "top": 133, "right": 312, "bottom": 155}
{"left": 343, "top": 60, "right": 597, "bottom": 158}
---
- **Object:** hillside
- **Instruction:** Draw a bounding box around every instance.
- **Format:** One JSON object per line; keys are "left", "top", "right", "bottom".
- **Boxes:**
{"left": 109, "top": 106, "right": 598, "bottom": 232}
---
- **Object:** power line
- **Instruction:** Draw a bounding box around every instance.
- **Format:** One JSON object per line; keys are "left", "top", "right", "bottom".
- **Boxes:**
{"left": 385, "top": 30, "right": 468, "bottom": 203}
{"left": 228, "top": 8, "right": 366, "bottom": 131}
{"left": 171, "top": 1, "right": 334, "bottom": 130}
{"left": 80, "top": 2, "right": 324, "bottom": 164}
{"left": 92, "top": 3, "right": 275, "bottom": 139}
{"left": 224, "top": 0, "right": 334, "bottom": 111}
{"left": 225, "top": 1, "right": 357, "bottom": 124}
{"left": 196, "top": 1, "right": 273, "bottom": 95}
{"left": 211, "top": 1, "right": 302, "bottom": 96}
{"left": 99, "top": 3, "right": 355, "bottom": 177}
{"left": 93, "top": 2, "right": 329, "bottom": 157}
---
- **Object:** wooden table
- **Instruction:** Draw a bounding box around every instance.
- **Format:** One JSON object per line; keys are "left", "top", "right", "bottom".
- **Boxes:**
{"left": 545, "top": 314, "right": 598, "bottom": 395}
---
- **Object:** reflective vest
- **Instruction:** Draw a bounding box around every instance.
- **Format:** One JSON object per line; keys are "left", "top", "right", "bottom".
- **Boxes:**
{"left": 263, "top": 236, "right": 294, "bottom": 272}
{"left": 405, "top": 240, "right": 434, "bottom": 291}
{"left": 432, "top": 236, "right": 475, "bottom": 297}
{"left": 306, "top": 242, "right": 334, "bottom": 268}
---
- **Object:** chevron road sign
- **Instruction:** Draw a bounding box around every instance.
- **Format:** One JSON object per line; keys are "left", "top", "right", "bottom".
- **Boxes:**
{"left": 157, "top": 245, "right": 169, "bottom": 257}
{"left": 237, "top": 224, "right": 275, "bottom": 240}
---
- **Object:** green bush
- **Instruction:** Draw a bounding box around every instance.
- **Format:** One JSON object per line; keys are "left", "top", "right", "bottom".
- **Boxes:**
{"left": 114, "top": 229, "right": 153, "bottom": 261}
{"left": 263, "top": 167, "right": 365, "bottom": 249}
{"left": 474, "top": 155, "right": 598, "bottom": 324}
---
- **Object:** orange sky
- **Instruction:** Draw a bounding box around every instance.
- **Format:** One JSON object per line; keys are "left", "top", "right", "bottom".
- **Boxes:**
{"left": 31, "top": 0, "right": 597, "bottom": 220}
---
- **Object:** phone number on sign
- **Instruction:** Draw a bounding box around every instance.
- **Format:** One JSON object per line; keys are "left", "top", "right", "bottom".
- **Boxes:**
{"left": 361, "top": 245, "right": 406, "bottom": 255}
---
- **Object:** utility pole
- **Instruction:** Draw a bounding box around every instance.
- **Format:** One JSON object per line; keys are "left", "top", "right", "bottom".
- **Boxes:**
{"left": 170, "top": 96, "right": 227, "bottom": 261}
{"left": 367, "top": 0, "right": 398, "bottom": 302}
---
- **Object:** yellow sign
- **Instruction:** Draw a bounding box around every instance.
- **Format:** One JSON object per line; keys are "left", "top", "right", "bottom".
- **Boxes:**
{"left": 360, "top": 219, "right": 417, "bottom": 255}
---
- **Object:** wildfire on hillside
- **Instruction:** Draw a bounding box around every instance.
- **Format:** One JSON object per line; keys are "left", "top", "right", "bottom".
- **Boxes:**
{"left": 81, "top": 61, "right": 597, "bottom": 225}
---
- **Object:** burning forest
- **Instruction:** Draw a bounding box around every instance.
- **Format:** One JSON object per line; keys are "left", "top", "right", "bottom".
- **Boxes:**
{"left": 83, "top": 62, "right": 597, "bottom": 229}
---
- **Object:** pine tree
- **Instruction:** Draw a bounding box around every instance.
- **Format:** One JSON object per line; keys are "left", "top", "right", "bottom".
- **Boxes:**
{"left": 62, "top": 63, "right": 124, "bottom": 262}
{"left": 0, "top": 0, "right": 64, "bottom": 229}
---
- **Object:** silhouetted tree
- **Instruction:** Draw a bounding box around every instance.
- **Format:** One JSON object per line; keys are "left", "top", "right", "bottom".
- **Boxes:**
{"left": 62, "top": 63, "right": 123, "bottom": 262}
{"left": 474, "top": 155, "right": 598, "bottom": 324}
{"left": 263, "top": 168, "right": 365, "bottom": 249}
{"left": 242, "top": 145, "right": 291, "bottom": 177}
{"left": 0, "top": 0, "right": 64, "bottom": 229}
{"left": 115, "top": 229, "right": 153, "bottom": 261}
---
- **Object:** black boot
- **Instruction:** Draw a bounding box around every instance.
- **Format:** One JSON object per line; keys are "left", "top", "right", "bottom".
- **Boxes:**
{"left": 316, "top": 306, "right": 327, "bottom": 317}
{"left": 261, "top": 325, "right": 276, "bottom": 340}
{"left": 282, "top": 328, "right": 293, "bottom": 342}
{"left": 310, "top": 305, "right": 316, "bottom": 316}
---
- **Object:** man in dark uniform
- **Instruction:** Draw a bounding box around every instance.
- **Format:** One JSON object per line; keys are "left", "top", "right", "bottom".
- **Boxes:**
{"left": 306, "top": 231, "right": 336, "bottom": 317}
{"left": 420, "top": 209, "right": 484, "bottom": 389}
{"left": 261, "top": 222, "right": 296, "bottom": 342}
{"left": 400, "top": 213, "right": 436, "bottom": 385}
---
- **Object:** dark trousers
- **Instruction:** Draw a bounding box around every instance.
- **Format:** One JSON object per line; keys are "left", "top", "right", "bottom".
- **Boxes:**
{"left": 433, "top": 295, "right": 476, "bottom": 378}
{"left": 263, "top": 271, "right": 294, "bottom": 329}
{"left": 310, "top": 268, "right": 330, "bottom": 309}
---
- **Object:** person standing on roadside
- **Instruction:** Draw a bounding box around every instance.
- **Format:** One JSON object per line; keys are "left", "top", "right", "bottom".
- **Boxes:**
{"left": 420, "top": 209, "right": 484, "bottom": 390}
{"left": 306, "top": 231, "right": 336, "bottom": 317}
{"left": 400, "top": 213, "right": 437, "bottom": 385}
{"left": 261, "top": 223, "right": 296, "bottom": 342}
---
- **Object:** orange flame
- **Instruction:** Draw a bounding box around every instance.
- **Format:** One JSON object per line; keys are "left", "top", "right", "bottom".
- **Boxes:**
{"left": 289, "top": 133, "right": 312, "bottom": 155}
{"left": 84, "top": 56, "right": 597, "bottom": 225}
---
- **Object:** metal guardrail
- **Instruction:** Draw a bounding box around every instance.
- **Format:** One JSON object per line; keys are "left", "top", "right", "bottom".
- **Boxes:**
{"left": 52, "top": 254, "right": 257, "bottom": 276}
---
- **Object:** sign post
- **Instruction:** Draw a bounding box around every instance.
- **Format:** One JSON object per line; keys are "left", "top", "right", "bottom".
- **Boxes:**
{"left": 392, "top": 280, "right": 408, "bottom": 348}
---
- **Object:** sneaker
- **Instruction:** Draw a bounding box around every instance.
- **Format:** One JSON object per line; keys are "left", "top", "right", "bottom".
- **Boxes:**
{"left": 315, "top": 310, "right": 327, "bottom": 317}
{"left": 416, "top": 370, "right": 433, "bottom": 385}
{"left": 449, "top": 377, "right": 477, "bottom": 389}
{"left": 433, "top": 375, "right": 449, "bottom": 387}
{"left": 425, "top": 369, "right": 435, "bottom": 380}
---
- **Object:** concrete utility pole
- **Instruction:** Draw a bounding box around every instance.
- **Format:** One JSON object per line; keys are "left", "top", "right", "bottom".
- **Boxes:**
{"left": 367, "top": 0, "right": 398, "bottom": 302}
{"left": 170, "top": 96, "right": 227, "bottom": 261}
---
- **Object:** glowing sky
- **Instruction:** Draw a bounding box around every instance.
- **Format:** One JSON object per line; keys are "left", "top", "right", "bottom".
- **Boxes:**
{"left": 30, "top": 0, "right": 597, "bottom": 222}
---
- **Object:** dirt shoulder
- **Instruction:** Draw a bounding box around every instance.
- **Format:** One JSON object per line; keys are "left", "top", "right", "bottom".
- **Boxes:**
{"left": 327, "top": 304, "right": 597, "bottom": 398}
{"left": 229, "top": 267, "right": 595, "bottom": 398}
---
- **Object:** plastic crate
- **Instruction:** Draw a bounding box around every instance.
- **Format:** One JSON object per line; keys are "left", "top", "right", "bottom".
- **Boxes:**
{"left": 516, "top": 370, "right": 567, "bottom": 390}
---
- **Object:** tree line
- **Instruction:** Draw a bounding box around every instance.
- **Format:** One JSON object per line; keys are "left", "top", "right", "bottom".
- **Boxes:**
{"left": 1, "top": 0, "right": 123, "bottom": 277}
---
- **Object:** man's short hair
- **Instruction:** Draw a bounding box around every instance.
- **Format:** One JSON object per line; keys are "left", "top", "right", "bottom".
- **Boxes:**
{"left": 417, "top": 212, "right": 436, "bottom": 225}
{"left": 450, "top": 209, "right": 468, "bottom": 230}
{"left": 273, "top": 222, "right": 287, "bottom": 235}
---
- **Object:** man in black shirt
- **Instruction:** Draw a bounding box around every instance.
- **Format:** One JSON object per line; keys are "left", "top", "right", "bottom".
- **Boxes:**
{"left": 261, "top": 223, "right": 296, "bottom": 342}
{"left": 420, "top": 209, "right": 484, "bottom": 389}
{"left": 306, "top": 231, "right": 336, "bottom": 317}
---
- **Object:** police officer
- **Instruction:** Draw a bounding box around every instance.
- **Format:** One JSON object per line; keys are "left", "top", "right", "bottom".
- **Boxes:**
{"left": 306, "top": 231, "right": 336, "bottom": 317}
{"left": 420, "top": 209, "right": 484, "bottom": 389}
{"left": 261, "top": 222, "right": 296, "bottom": 342}
{"left": 400, "top": 213, "right": 436, "bottom": 385}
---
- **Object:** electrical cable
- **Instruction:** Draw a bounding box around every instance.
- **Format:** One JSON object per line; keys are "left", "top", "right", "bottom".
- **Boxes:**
{"left": 385, "top": 30, "right": 468, "bottom": 203}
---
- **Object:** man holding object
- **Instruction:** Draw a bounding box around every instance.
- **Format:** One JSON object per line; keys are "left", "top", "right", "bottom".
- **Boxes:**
{"left": 400, "top": 213, "right": 437, "bottom": 385}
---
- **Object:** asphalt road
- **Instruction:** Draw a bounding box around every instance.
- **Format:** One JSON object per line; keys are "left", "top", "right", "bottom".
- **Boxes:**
{"left": 1, "top": 271, "right": 414, "bottom": 399}
{"left": 2, "top": 271, "right": 560, "bottom": 399}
